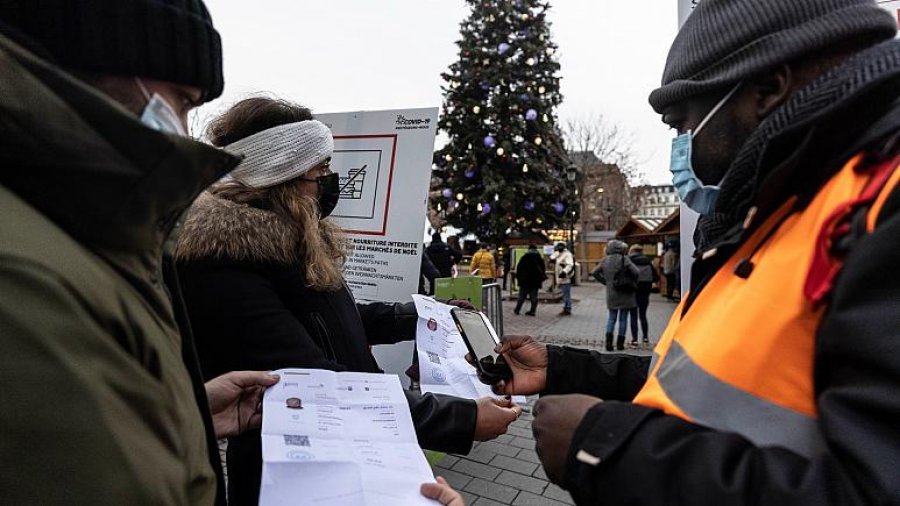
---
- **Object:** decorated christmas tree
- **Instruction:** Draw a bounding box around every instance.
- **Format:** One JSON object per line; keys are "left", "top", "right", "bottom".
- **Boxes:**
{"left": 432, "top": 0, "right": 571, "bottom": 244}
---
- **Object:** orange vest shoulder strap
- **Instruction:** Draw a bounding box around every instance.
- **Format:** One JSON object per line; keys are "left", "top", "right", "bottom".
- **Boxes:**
{"left": 804, "top": 154, "right": 900, "bottom": 306}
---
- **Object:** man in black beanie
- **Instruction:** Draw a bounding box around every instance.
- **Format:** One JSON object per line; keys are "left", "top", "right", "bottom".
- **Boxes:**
{"left": 0, "top": 2, "right": 278, "bottom": 505}
{"left": 428, "top": 1, "right": 900, "bottom": 504}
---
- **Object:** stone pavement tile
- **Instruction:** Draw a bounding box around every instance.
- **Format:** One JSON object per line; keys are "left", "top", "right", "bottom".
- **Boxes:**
{"left": 493, "top": 434, "right": 515, "bottom": 445}
{"left": 543, "top": 484, "right": 574, "bottom": 504}
{"left": 432, "top": 468, "right": 472, "bottom": 490}
{"left": 509, "top": 436, "right": 536, "bottom": 450}
{"left": 495, "top": 470, "right": 549, "bottom": 495}
{"left": 473, "top": 498, "right": 510, "bottom": 506}
{"left": 489, "top": 454, "right": 539, "bottom": 476}
{"left": 453, "top": 459, "right": 502, "bottom": 480}
{"left": 512, "top": 491, "right": 571, "bottom": 506}
{"left": 464, "top": 477, "right": 519, "bottom": 504}
{"left": 532, "top": 467, "right": 548, "bottom": 480}
{"left": 516, "top": 448, "right": 541, "bottom": 464}
{"left": 477, "top": 441, "right": 523, "bottom": 458}
{"left": 505, "top": 424, "right": 533, "bottom": 439}
{"left": 460, "top": 491, "right": 479, "bottom": 505}
{"left": 434, "top": 454, "right": 460, "bottom": 469}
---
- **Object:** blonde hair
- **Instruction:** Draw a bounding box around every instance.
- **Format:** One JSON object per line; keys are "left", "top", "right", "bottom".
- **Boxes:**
{"left": 212, "top": 179, "right": 347, "bottom": 291}
{"left": 628, "top": 244, "right": 644, "bottom": 255}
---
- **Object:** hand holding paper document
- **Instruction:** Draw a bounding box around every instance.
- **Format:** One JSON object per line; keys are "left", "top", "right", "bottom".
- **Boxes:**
{"left": 259, "top": 369, "right": 438, "bottom": 506}
{"left": 412, "top": 295, "right": 525, "bottom": 404}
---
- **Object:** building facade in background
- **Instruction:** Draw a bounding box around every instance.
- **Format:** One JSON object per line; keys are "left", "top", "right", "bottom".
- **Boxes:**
{"left": 634, "top": 184, "right": 680, "bottom": 220}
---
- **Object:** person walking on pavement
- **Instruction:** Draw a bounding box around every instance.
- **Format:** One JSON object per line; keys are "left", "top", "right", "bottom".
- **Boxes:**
{"left": 628, "top": 244, "right": 659, "bottom": 348}
{"left": 445, "top": 1, "right": 900, "bottom": 504}
{"left": 514, "top": 245, "right": 546, "bottom": 316}
{"left": 662, "top": 241, "right": 679, "bottom": 301}
{"left": 592, "top": 240, "right": 639, "bottom": 351}
{"left": 550, "top": 242, "right": 575, "bottom": 315}
{"left": 427, "top": 232, "right": 462, "bottom": 279}
{"left": 469, "top": 243, "right": 497, "bottom": 284}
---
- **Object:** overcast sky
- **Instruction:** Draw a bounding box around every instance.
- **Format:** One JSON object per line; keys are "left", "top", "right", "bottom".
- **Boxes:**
{"left": 200, "top": 0, "right": 679, "bottom": 184}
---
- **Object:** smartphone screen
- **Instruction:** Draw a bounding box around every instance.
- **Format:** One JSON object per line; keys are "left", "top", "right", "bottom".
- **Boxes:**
{"left": 454, "top": 310, "right": 501, "bottom": 362}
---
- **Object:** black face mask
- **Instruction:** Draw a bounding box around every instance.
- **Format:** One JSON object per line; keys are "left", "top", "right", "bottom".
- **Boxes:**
{"left": 316, "top": 173, "right": 340, "bottom": 218}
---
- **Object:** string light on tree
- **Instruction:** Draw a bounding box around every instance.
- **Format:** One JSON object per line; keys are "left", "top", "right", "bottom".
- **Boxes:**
{"left": 433, "top": 0, "right": 568, "bottom": 242}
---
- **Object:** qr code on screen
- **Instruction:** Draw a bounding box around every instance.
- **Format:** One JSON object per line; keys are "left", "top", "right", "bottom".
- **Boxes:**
{"left": 426, "top": 351, "right": 441, "bottom": 365}
{"left": 283, "top": 435, "right": 310, "bottom": 447}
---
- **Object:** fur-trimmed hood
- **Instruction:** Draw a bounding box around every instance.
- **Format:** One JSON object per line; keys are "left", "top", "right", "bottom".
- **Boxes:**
{"left": 175, "top": 192, "right": 300, "bottom": 265}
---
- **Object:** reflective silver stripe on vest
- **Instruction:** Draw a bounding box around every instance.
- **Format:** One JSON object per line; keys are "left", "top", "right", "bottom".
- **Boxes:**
{"left": 656, "top": 340, "right": 826, "bottom": 458}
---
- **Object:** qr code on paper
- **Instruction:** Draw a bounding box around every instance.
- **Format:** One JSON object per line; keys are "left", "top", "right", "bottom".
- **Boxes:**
{"left": 283, "top": 435, "right": 310, "bottom": 447}
{"left": 426, "top": 351, "right": 441, "bottom": 365}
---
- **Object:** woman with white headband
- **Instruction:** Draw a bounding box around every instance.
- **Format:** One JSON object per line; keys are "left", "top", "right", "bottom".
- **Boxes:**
{"left": 174, "top": 97, "right": 521, "bottom": 505}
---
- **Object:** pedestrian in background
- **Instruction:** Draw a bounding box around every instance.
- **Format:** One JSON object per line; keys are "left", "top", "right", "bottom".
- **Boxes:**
{"left": 662, "top": 242, "right": 679, "bottom": 301}
{"left": 592, "top": 240, "right": 639, "bottom": 351}
{"left": 470, "top": 243, "right": 497, "bottom": 284}
{"left": 513, "top": 245, "right": 546, "bottom": 316}
{"left": 550, "top": 242, "right": 575, "bottom": 315}
{"left": 427, "top": 232, "right": 462, "bottom": 279}
{"left": 628, "top": 244, "right": 658, "bottom": 348}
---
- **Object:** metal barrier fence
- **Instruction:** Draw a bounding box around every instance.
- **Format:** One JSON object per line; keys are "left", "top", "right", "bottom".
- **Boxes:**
{"left": 481, "top": 283, "right": 504, "bottom": 337}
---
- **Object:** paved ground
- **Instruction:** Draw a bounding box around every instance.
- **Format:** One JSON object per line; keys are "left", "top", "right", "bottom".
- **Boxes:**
{"left": 430, "top": 281, "right": 677, "bottom": 505}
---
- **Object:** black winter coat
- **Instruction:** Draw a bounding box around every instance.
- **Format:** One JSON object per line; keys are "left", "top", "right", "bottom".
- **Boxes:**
{"left": 175, "top": 193, "right": 476, "bottom": 506}
{"left": 552, "top": 41, "right": 900, "bottom": 506}
{"left": 427, "top": 240, "right": 463, "bottom": 278}
{"left": 515, "top": 250, "right": 546, "bottom": 289}
{"left": 628, "top": 253, "right": 658, "bottom": 295}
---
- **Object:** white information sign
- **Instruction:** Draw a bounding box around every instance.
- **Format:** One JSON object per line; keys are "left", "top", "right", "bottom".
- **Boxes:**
{"left": 316, "top": 108, "right": 439, "bottom": 303}
{"left": 412, "top": 295, "right": 526, "bottom": 403}
{"left": 259, "top": 369, "right": 436, "bottom": 506}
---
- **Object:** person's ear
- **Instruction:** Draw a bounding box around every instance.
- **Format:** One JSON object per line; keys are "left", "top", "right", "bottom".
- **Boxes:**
{"left": 750, "top": 64, "right": 794, "bottom": 120}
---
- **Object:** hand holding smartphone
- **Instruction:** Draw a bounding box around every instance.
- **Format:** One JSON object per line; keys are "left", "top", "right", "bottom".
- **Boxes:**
{"left": 450, "top": 307, "right": 512, "bottom": 384}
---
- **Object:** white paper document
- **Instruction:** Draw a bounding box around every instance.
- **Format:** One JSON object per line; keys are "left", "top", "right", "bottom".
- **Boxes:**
{"left": 259, "top": 369, "right": 436, "bottom": 506}
{"left": 412, "top": 295, "right": 525, "bottom": 403}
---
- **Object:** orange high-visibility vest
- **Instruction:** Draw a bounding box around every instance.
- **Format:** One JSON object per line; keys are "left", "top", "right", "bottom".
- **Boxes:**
{"left": 633, "top": 154, "right": 900, "bottom": 459}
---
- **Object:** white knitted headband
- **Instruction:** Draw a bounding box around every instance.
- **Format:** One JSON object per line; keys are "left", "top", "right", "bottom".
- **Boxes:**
{"left": 224, "top": 120, "right": 334, "bottom": 189}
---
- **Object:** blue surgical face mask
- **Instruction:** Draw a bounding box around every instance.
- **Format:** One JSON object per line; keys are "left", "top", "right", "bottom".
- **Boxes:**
{"left": 670, "top": 83, "right": 742, "bottom": 215}
{"left": 135, "top": 78, "right": 188, "bottom": 137}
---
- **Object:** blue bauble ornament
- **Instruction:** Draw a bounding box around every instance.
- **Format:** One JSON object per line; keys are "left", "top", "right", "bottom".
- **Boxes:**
{"left": 524, "top": 200, "right": 535, "bottom": 211}
{"left": 518, "top": 93, "right": 530, "bottom": 102}
{"left": 482, "top": 203, "right": 492, "bottom": 214}
{"left": 465, "top": 169, "right": 476, "bottom": 179}
{"left": 498, "top": 42, "right": 510, "bottom": 55}
{"left": 449, "top": 199, "right": 458, "bottom": 208}
{"left": 442, "top": 188, "right": 453, "bottom": 198}
{"left": 479, "top": 80, "right": 491, "bottom": 91}
{"left": 483, "top": 136, "right": 496, "bottom": 148}
{"left": 525, "top": 109, "right": 538, "bottom": 121}
{"left": 553, "top": 202, "right": 565, "bottom": 215}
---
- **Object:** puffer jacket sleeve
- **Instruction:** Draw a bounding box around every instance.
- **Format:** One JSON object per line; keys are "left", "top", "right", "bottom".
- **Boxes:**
{"left": 406, "top": 391, "right": 477, "bottom": 454}
{"left": 558, "top": 186, "right": 900, "bottom": 505}
{"left": 545, "top": 345, "right": 650, "bottom": 400}
{"left": 357, "top": 300, "right": 418, "bottom": 345}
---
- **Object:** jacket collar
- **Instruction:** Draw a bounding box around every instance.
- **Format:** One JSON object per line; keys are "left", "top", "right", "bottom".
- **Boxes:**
{"left": 175, "top": 192, "right": 300, "bottom": 265}
{"left": 0, "top": 33, "right": 240, "bottom": 264}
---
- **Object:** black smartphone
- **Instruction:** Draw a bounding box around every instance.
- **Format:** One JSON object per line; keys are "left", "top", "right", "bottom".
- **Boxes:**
{"left": 450, "top": 307, "right": 512, "bottom": 384}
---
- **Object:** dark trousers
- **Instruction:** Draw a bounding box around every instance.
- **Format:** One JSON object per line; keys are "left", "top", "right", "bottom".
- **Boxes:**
{"left": 665, "top": 273, "right": 677, "bottom": 299}
{"left": 515, "top": 287, "right": 539, "bottom": 313}
{"left": 633, "top": 291, "right": 650, "bottom": 340}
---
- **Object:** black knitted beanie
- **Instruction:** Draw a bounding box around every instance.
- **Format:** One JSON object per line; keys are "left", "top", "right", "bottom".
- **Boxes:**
{"left": 0, "top": 0, "right": 224, "bottom": 101}
{"left": 649, "top": 0, "right": 897, "bottom": 113}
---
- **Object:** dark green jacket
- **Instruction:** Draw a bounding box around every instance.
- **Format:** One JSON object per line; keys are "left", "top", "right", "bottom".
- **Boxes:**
{"left": 0, "top": 32, "right": 239, "bottom": 505}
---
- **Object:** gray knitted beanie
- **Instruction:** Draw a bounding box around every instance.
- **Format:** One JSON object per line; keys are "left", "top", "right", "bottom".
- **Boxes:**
{"left": 649, "top": 0, "right": 897, "bottom": 113}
